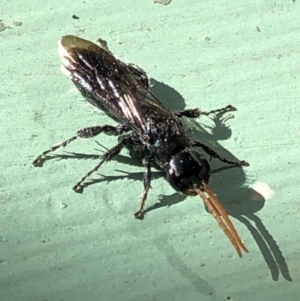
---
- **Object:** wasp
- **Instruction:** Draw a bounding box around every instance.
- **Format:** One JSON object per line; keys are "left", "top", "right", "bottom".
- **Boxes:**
{"left": 33, "top": 35, "right": 249, "bottom": 257}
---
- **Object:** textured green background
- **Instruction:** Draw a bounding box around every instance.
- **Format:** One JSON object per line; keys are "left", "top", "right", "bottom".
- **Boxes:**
{"left": 1, "top": 1, "right": 299, "bottom": 300}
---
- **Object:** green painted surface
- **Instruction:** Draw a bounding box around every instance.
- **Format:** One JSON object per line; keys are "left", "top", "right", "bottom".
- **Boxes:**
{"left": 1, "top": 1, "right": 299, "bottom": 300}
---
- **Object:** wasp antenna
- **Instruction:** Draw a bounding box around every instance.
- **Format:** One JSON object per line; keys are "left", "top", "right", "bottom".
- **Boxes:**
{"left": 197, "top": 184, "right": 248, "bottom": 257}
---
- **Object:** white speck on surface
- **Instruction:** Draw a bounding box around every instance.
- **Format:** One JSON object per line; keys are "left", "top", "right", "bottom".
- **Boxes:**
{"left": 60, "top": 203, "right": 68, "bottom": 209}
{"left": 251, "top": 181, "right": 275, "bottom": 201}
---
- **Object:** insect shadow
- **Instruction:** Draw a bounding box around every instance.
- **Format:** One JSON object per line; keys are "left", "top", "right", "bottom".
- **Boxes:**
{"left": 48, "top": 78, "right": 291, "bottom": 280}
{"left": 153, "top": 80, "right": 291, "bottom": 281}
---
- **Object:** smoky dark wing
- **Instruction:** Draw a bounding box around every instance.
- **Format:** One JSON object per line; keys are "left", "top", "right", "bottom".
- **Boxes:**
{"left": 58, "top": 35, "right": 171, "bottom": 134}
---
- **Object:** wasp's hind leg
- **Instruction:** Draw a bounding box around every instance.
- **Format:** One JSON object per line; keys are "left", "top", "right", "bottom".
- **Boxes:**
{"left": 175, "top": 108, "right": 201, "bottom": 119}
{"left": 32, "top": 124, "right": 130, "bottom": 166}
{"left": 175, "top": 105, "right": 236, "bottom": 119}
{"left": 200, "top": 105, "right": 236, "bottom": 116}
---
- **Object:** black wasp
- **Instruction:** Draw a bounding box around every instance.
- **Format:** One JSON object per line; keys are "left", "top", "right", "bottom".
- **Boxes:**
{"left": 33, "top": 35, "right": 249, "bottom": 257}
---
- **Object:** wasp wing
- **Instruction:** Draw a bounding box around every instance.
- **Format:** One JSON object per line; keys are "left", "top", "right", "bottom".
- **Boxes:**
{"left": 58, "top": 35, "right": 171, "bottom": 134}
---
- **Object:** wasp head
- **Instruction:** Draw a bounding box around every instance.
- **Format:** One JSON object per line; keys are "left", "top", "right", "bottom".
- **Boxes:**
{"left": 165, "top": 148, "right": 248, "bottom": 257}
{"left": 165, "top": 148, "right": 210, "bottom": 194}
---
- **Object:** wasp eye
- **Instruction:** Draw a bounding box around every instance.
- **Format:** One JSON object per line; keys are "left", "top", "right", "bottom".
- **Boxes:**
{"left": 166, "top": 149, "right": 210, "bottom": 194}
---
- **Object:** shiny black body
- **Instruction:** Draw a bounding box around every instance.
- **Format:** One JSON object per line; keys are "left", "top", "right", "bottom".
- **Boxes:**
{"left": 33, "top": 36, "right": 247, "bottom": 218}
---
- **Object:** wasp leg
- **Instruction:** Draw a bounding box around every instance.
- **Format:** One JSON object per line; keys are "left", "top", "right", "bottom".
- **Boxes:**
{"left": 200, "top": 105, "right": 236, "bottom": 116}
{"left": 134, "top": 158, "right": 152, "bottom": 219}
{"left": 176, "top": 105, "right": 236, "bottom": 119}
{"left": 73, "top": 137, "right": 130, "bottom": 192}
{"left": 175, "top": 108, "right": 201, "bottom": 118}
{"left": 32, "top": 124, "right": 130, "bottom": 166}
{"left": 191, "top": 141, "right": 249, "bottom": 166}
{"left": 126, "top": 63, "right": 150, "bottom": 90}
